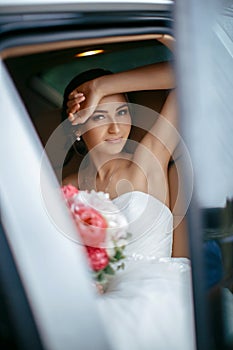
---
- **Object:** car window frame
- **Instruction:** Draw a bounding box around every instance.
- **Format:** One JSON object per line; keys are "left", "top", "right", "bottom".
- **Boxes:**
{"left": 0, "top": 4, "right": 178, "bottom": 349}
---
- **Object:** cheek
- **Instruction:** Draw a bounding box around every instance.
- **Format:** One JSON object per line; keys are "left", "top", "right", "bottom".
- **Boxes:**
{"left": 122, "top": 118, "right": 132, "bottom": 135}
{"left": 82, "top": 127, "right": 104, "bottom": 148}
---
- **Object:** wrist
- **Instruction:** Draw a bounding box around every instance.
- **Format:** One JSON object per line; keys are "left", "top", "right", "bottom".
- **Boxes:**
{"left": 94, "top": 75, "right": 108, "bottom": 99}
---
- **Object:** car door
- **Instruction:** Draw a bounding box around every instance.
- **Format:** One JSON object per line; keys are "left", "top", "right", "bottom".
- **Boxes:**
{"left": 175, "top": 0, "right": 233, "bottom": 349}
{"left": 0, "top": 1, "right": 178, "bottom": 350}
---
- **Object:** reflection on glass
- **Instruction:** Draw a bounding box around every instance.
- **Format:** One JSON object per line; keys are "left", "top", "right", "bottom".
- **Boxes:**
{"left": 51, "top": 35, "right": 197, "bottom": 348}
{"left": 5, "top": 34, "right": 197, "bottom": 349}
{"left": 203, "top": 198, "right": 233, "bottom": 349}
{"left": 176, "top": 1, "right": 233, "bottom": 348}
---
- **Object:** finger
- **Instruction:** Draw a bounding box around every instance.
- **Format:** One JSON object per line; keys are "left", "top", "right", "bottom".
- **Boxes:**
{"left": 68, "top": 113, "right": 75, "bottom": 122}
{"left": 68, "top": 91, "right": 84, "bottom": 100}
{"left": 70, "top": 95, "right": 85, "bottom": 104}
{"left": 70, "top": 110, "right": 90, "bottom": 125}
{"left": 67, "top": 100, "right": 79, "bottom": 109}
{"left": 67, "top": 98, "right": 85, "bottom": 115}
{"left": 71, "top": 116, "right": 84, "bottom": 126}
{"left": 67, "top": 103, "right": 82, "bottom": 118}
{"left": 67, "top": 96, "right": 85, "bottom": 108}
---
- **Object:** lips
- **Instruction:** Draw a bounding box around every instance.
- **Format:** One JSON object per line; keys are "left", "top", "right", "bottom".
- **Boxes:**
{"left": 105, "top": 137, "right": 123, "bottom": 144}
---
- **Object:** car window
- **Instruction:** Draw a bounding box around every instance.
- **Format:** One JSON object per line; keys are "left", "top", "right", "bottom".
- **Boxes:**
{"left": 1, "top": 6, "right": 183, "bottom": 349}
{"left": 5, "top": 37, "right": 173, "bottom": 178}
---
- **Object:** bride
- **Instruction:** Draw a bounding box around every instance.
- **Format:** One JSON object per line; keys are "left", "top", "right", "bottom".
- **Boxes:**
{"left": 62, "top": 37, "right": 196, "bottom": 350}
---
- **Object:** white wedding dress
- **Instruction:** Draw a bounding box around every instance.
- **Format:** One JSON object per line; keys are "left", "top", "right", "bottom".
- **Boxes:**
{"left": 96, "top": 191, "right": 196, "bottom": 350}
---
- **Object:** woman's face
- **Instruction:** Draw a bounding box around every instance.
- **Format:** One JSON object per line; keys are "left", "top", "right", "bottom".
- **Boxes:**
{"left": 81, "top": 93, "right": 131, "bottom": 155}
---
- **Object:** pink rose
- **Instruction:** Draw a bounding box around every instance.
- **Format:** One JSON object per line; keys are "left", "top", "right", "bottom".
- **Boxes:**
{"left": 73, "top": 204, "right": 107, "bottom": 247}
{"left": 61, "top": 184, "right": 79, "bottom": 201}
{"left": 86, "top": 246, "right": 109, "bottom": 271}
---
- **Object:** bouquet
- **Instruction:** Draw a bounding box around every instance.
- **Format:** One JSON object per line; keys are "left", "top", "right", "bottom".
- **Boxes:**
{"left": 61, "top": 184, "right": 130, "bottom": 293}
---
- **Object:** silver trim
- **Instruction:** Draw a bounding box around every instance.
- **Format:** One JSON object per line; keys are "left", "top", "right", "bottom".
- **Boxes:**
{"left": 0, "top": 61, "right": 110, "bottom": 350}
{"left": 0, "top": 1, "right": 173, "bottom": 13}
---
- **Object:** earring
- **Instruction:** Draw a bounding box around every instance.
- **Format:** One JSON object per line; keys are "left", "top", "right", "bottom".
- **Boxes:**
{"left": 75, "top": 130, "right": 81, "bottom": 141}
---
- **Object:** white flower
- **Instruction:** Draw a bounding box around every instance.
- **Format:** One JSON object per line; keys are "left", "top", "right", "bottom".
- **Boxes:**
{"left": 73, "top": 190, "right": 129, "bottom": 239}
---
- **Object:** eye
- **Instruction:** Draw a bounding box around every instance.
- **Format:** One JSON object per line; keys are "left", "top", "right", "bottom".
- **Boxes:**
{"left": 117, "top": 108, "right": 129, "bottom": 117}
{"left": 92, "top": 114, "right": 106, "bottom": 121}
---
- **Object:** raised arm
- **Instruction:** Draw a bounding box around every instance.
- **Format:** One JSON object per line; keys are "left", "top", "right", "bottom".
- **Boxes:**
{"left": 134, "top": 89, "right": 178, "bottom": 171}
{"left": 67, "top": 62, "right": 175, "bottom": 125}
{"left": 95, "top": 61, "right": 175, "bottom": 94}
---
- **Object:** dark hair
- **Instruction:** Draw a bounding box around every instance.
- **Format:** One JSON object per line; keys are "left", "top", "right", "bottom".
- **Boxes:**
{"left": 61, "top": 68, "right": 113, "bottom": 123}
{"left": 62, "top": 68, "right": 113, "bottom": 164}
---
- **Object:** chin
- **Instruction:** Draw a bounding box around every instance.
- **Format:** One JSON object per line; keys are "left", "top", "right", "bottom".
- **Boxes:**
{"left": 107, "top": 147, "right": 124, "bottom": 155}
{"left": 105, "top": 144, "right": 125, "bottom": 155}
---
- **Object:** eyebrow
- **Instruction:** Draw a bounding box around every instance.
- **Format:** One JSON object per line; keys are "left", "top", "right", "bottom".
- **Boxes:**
{"left": 116, "top": 103, "right": 128, "bottom": 111}
{"left": 93, "top": 103, "right": 128, "bottom": 114}
{"left": 92, "top": 109, "right": 107, "bottom": 114}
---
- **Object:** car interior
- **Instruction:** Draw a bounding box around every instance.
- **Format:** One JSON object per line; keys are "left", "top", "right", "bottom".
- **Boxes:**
{"left": 4, "top": 32, "right": 233, "bottom": 262}
{"left": 5, "top": 34, "right": 193, "bottom": 257}
{"left": 4, "top": 36, "right": 172, "bottom": 175}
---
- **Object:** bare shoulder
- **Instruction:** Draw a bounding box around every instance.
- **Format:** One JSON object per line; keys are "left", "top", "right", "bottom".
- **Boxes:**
{"left": 62, "top": 172, "right": 79, "bottom": 188}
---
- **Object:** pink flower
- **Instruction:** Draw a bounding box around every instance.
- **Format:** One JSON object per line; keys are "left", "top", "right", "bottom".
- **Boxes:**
{"left": 61, "top": 184, "right": 79, "bottom": 200}
{"left": 60, "top": 187, "right": 129, "bottom": 292}
{"left": 86, "top": 246, "right": 109, "bottom": 271}
{"left": 73, "top": 204, "right": 107, "bottom": 247}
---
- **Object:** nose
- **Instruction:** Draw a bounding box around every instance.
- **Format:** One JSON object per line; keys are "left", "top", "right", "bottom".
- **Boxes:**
{"left": 108, "top": 120, "right": 120, "bottom": 134}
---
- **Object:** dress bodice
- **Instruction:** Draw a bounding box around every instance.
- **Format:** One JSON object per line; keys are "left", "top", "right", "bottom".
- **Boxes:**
{"left": 98, "top": 192, "right": 196, "bottom": 350}
{"left": 113, "top": 191, "right": 173, "bottom": 261}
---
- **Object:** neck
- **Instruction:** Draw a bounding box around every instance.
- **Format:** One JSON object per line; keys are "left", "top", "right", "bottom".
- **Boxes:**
{"left": 80, "top": 150, "right": 132, "bottom": 193}
{"left": 88, "top": 152, "right": 120, "bottom": 181}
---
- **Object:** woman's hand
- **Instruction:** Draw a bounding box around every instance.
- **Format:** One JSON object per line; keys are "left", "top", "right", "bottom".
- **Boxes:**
{"left": 67, "top": 92, "right": 85, "bottom": 123}
{"left": 67, "top": 79, "right": 103, "bottom": 125}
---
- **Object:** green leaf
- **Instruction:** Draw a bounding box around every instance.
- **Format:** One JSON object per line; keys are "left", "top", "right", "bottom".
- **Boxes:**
{"left": 96, "top": 271, "right": 105, "bottom": 282}
{"left": 109, "top": 257, "right": 117, "bottom": 263}
{"left": 103, "top": 264, "right": 115, "bottom": 275}
{"left": 117, "top": 262, "right": 125, "bottom": 270}
{"left": 114, "top": 249, "right": 126, "bottom": 260}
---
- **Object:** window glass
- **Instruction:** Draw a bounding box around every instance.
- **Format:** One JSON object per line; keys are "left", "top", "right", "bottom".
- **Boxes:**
{"left": 39, "top": 40, "right": 171, "bottom": 105}
{"left": 175, "top": 1, "right": 233, "bottom": 348}
{"left": 4, "top": 35, "right": 197, "bottom": 350}
{"left": 5, "top": 38, "right": 173, "bottom": 179}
